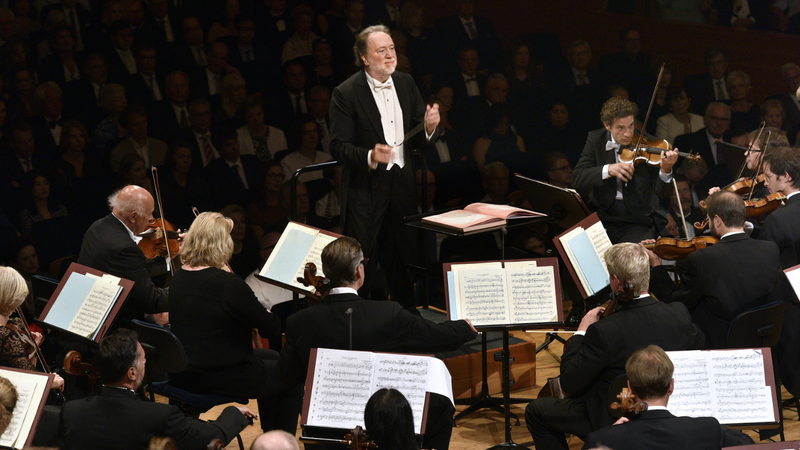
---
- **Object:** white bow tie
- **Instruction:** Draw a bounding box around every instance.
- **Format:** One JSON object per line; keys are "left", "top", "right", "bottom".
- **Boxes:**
{"left": 372, "top": 79, "right": 393, "bottom": 92}
{"left": 606, "top": 141, "right": 621, "bottom": 152}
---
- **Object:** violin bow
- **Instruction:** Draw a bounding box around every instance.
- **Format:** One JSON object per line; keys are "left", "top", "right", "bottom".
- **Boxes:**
{"left": 672, "top": 178, "right": 688, "bottom": 239}
{"left": 634, "top": 63, "right": 666, "bottom": 152}
{"left": 736, "top": 121, "right": 766, "bottom": 181}
{"left": 150, "top": 167, "right": 174, "bottom": 272}
{"left": 749, "top": 128, "right": 772, "bottom": 200}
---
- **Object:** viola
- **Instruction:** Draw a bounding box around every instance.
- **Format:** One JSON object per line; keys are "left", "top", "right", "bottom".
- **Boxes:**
{"left": 643, "top": 236, "right": 719, "bottom": 261}
{"left": 744, "top": 192, "right": 786, "bottom": 218}
{"left": 722, "top": 174, "right": 766, "bottom": 196}
{"left": 138, "top": 218, "right": 181, "bottom": 260}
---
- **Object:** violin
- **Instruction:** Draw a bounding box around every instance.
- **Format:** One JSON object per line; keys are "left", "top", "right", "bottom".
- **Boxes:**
{"left": 7, "top": 310, "right": 66, "bottom": 401}
{"left": 618, "top": 136, "right": 702, "bottom": 167}
{"left": 63, "top": 350, "right": 100, "bottom": 385}
{"left": 720, "top": 174, "right": 766, "bottom": 196}
{"left": 642, "top": 236, "right": 719, "bottom": 261}
{"left": 298, "top": 262, "right": 332, "bottom": 301}
{"left": 138, "top": 218, "right": 181, "bottom": 261}
{"left": 744, "top": 192, "right": 786, "bottom": 218}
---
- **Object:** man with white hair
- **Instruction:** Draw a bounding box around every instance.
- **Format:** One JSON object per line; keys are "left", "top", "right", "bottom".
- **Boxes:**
{"left": 78, "top": 185, "right": 169, "bottom": 324}
{"left": 250, "top": 430, "right": 299, "bottom": 450}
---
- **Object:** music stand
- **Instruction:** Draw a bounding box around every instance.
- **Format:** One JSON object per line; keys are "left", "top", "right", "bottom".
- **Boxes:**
{"left": 514, "top": 174, "right": 589, "bottom": 230}
{"left": 716, "top": 140, "right": 748, "bottom": 180}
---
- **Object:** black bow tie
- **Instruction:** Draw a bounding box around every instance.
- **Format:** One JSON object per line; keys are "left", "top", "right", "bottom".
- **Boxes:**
{"left": 48, "top": 119, "right": 63, "bottom": 129}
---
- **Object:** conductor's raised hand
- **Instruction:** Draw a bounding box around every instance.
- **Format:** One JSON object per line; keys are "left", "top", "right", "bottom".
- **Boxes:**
{"left": 608, "top": 162, "right": 635, "bottom": 182}
{"left": 370, "top": 144, "right": 394, "bottom": 165}
{"left": 425, "top": 103, "right": 440, "bottom": 135}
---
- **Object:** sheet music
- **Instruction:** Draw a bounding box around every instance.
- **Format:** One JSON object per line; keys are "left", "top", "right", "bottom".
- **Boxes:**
{"left": 586, "top": 221, "right": 612, "bottom": 272}
{"left": 457, "top": 268, "right": 509, "bottom": 325}
{"left": 506, "top": 265, "right": 558, "bottom": 323}
{"left": 372, "top": 354, "right": 431, "bottom": 434}
{"left": 451, "top": 262, "right": 502, "bottom": 321}
{"left": 290, "top": 234, "right": 337, "bottom": 290}
{"left": 0, "top": 377, "right": 35, "bottom": 448}
{"left": 306, "top": 349, "right": 374, "bottom": 429}
{"left": 667, "top": 349, "right": 774, "bottom": 425}
{"left": 66, "top": 278, "right": 121, "bottom": 338}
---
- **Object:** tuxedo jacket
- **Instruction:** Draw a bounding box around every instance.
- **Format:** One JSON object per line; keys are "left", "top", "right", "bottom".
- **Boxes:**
{"left": 672, "top": 128, "right": 733, "bottom": 191}
{"left": 147, "top": 100, "right": 186, "bottom": 142}
{"left": 125, "top": 72, "right": 168, "bottom": 107}
{"left": 277, "top": 292, "right": 477, "bottom": 385}
{"left": 329, "top": 69, "right": 434, "bottom": 227}
{"left": 650, "top": 233, "right": 781, "bottom": 349}
{"left": 78, "top": 214, "right": 168, "bottom": 323}
{"left": 571, "top": 128, "right": 669, "bottom": 216}
{"left": 439, "top": 72, "right": 487, "bottom": 106}
{"left": 109, "top": 137, "right": 169, "bottom": 172}
{"left": 59, "top": 387, "right": 249, "bottom": 450}
{"left": 582, "top": 409, "right": 747, "bottom": 450}
{"left": 202, "top": 154, "right": 265, "bottom": 208}
{"left": 683, "top": 71, "right": 728, "bottom": 115}
{"left": 559, "top": 296, "right": 703, "bottom": 430}
{"left": 29, "top": 115, "right": 65, "bottom": 161}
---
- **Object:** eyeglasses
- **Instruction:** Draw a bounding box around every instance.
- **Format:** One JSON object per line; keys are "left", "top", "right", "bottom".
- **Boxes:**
{"left": 359, "top": 258, "right": 369, "bottom": 266}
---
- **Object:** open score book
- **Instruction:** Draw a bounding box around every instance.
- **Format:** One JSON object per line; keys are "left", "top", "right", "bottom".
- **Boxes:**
{"left": 422, "top": 203, "right": 545, "bottom": 233}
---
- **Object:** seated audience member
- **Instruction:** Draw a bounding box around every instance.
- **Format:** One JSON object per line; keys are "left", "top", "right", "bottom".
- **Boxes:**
{"left": 7, "top": 239, "right": 42, "bottom": 316}
{"left": 78, "top": 185, "right": 169, "bottom": 325}
{"left": 682, "top": 47, "right": 730, "bottom": 115}
{"left": 278, "top": 236, "right": 478, "bottom": 450}
{"left": 204, "top": 125, "right": 264, "bottom": 208}
{"left": 38, "top": 25, "right": 83, "bottom": 86}
{"left": 597, "top": 28, "right": 651, "bottom": 100}
{"left": 270, "top": 61, "right": 308, "bottom": 133}
{"left": 479, "top": 161, "right": 511, "bottom": 203}
{"left": 159, "top": 142, "right": 212, "bottom": 231}
{"left": 59, "top": 328, "right": 255, "bottom": 450}
{"left": 434, "top": 0, "right": 502, "bottom": 71}
{"left": 2, "top": 122, "right": 53, "bottom": 217}
{"left": 125, "top": 42, "right": 166, "bottom": 108}
{"left": 364, "top": 389, "right": 419, "bottom": 450}
{"left": 307, "top": 39, "right": 340, "bottom": 93}
{"left": 0, "top": 267, "right": 64, "bottom": 387}
{"left": 103, "top": 20, "right": 137, "bottom": 83}
{"left": 116, "top": 153, "right": 155, "bottom": 197}
{"left": 167, "top": 212, "right": 302, "bottom": 434}
{"left": 505, "top": 40, "right": 543, "bottom": 101}
{"left": 225, "top": 17, "right": 268, "bottom": 95}
{"left": 93, "top": 83, "right": 128, "bottom": 156}
{"left": 206, "top": 0, "right": 239, "bottom": 44}
{"left": 29, "top": 82, "right": 67, "bottom": 160}
{"left": 672, "top": 102, "right": 733, "bottom": 190}
{"left": 188, "top": 42, "right": 231, "bottom": 99}
{"left": 306, "top": 86, "right": 332, "bottom": 154}
{"left": 274, "top": 181, "right": 327, "bottom": 231}
{"left": 171, "top": 17, "right": 208, "bottom": 76}
{"left": 536, "top": 101, "right": 584, "bottom": 166}
{"left": 280, "top": 114, "right": 333, "bottom": 184}
{"left": 655, "top": 86, "right": 704, "bottom": 144}
{"left": 238, "top": 96, "right": 289, "bottom": 163}
{"left": 109, "top": 104, "right": 168, "bottom": 172}
{"left": 760, "top": 99, "right": 789, "bottom": 141}
{"left": 665, "top": 175, "right": 705, "bottom": 239}
{"left": 543, "top": 152, "right": 573, "bottom": 189}
{"left": 9, "top": 65, "right": 37, "bottom": 118}
{"left": 678, "top": 156, "right": 709, "bottom": 207}
{"left": 443, "top": 44, "right": 486, "bottom": 107}
{"left": 220, "top": 205, "right": 261, "bottom": 280}
{"left": 525, "top": 243, "right": 703, "bottom": 450}
{"left": 472, "top": 104, "right": 526, "bottom": 172}
{"left": 0, "top": 376, "right": 16, "bottom": 436}
{"left": 399, "top": 2, "right": 435, "bottom": 79}
{"left": 146, "top": 71, "right": 191, "bottom": 143}
{"left": 581, "top": 345, "right": 753, "bottom": 450}
{"left": 56, "top": 120, "right": 106, "bottom": 217}
{"left": 450, "top": 73, "right": 511, "bottom": 143}
{"left": 648, "top": 191, "right": 781, "bottom": 349}
{"left": 18, "top": 171, "right": 68, "bottom": 237}
{"left": 514, "top": 229, "right": 548, "bottom": 256}
{"left": 636, "top": 56, "right": 674, "bottom": 136}
{"left": 726, "top": 70, "right": 760, "bottom": 133}
{"left": 247, "top": 163, "right": 289, "bottom": 242}
{"left": 251, "top": 430, "right": 300, "bottom": 450}
{"left": 281, "top": 4, "right": 318, "bottom": 64}
{"left": 775, "top": 63, "right": 800, "bottom": 144}
{"left": 184, "top": 99, "right": 218, "bottom": 171}
{"left": 213, "top": 72, "right": 248, "bottom": 128}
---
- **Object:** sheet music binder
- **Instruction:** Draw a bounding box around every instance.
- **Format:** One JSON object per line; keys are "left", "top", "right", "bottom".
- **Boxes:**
{"left": 442, "top": 257, "right": 563, "bottom": 327}
{"left": 0, "top": 367, "right": 54, "bottom": 450}
{"left": 552, "top": 213, "right": 610, "bottom": 299}
{"left": 36, "top": 262, "right": 134, "bottom": 345}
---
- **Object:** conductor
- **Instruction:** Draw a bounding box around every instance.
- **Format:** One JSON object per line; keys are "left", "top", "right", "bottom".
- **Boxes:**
{"left": 329, "top": 24, "right": 439, "bottom": 310}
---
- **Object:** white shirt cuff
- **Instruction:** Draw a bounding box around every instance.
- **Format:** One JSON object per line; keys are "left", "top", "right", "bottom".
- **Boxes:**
{"left": 367, "top": 150, "right": 378, "bottom": 170}
{"left": 602, "top": 164, "right": 610, "bottom": 180}
{"left": 425, "top": 127, "right": 434, "bottom": 141}
{"left": 659, "top": 169, "right": 673, "bottom": 182}
{"left": 574, "top": 330, "right": 586, "bottom": 336}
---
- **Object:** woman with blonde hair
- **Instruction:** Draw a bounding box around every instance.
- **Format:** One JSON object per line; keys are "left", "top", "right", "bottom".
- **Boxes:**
{"left": 0, "top": 376, "right": 17, "bottom": 435}
{"left": 0, "top": 267, "right": 64, "bottom": 390}
{"left": 167, "top": 212, "right": 301, "bottom": 435}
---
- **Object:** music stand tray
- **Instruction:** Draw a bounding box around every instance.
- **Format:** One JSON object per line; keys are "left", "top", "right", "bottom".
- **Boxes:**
{"left": 514, "top": 174, "right": 589, "bottom": 230}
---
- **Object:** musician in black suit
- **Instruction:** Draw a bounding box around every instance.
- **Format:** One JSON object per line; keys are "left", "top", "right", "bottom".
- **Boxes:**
{"left": 77, "top": 185, "right": 169, "bottom": 325}
{"left": 774, "top": 63, "right": 800, "bottom": 144}
{"left": 649, "top": 190, "right": 782, "bottom": 349}
{"left": 672, "top": 102, "right": 733, "bottom": 193}
{"left": 571, "top": 97, "right": 678, "bottom": 243}
{"left": 682, "top": 47, "right": 729, "bottom": 115}
{"left": 278, "top": 236, "right": 477, "bottom": 450}
{"left": 758, "top": 147, "right": 800, "bottom": 397}
{"left": 581, "top": 345, "right": 752, "bottom": 450}
{"left": 59, "top": 329, "right": 254, "bottom": 450}
{"left": 525, "top": 243, "right": 704, "bottom": 450}
{"left": 433, "top": 0, "right": 502, "bottom": 71}
{"left": 203, "top": 126, "right": 264, "bottom": 208}
{"left": 329, "top": 25, "right": 439, "bottom": 309}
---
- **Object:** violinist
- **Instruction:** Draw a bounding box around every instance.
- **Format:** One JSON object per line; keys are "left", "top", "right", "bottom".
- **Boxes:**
{"left": 581, "top": 345, "right": 753, "bottom": 450}
{"left": 78, "top": 185, "right": 169, "bottom": 325}
{"left": 648, "top": 190, "right": 781, "bottom": 349}
{"left": 278, "top": 237, "right": 477, "bottom": 450}
{"left": 525, "top": 243, "right": 703, "bottom": 450}
{"left": 571, "top": 97, "right": 678, "bottom": 244}
{"left": 757, "top": 146, "right": 800, "bottom": 397}
{"left": 0, "top": 267, "right": 64, "bottom": 389}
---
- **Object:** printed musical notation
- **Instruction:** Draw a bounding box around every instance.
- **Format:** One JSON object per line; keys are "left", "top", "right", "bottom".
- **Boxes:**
{"left": 667, "top": 349, "right": 776, "bottom": 425}
{"left": 458, "top": 269, "right": 509, "bottom": 326}
{"left": 305, "top": 349, "right": 434, "bottom": 434}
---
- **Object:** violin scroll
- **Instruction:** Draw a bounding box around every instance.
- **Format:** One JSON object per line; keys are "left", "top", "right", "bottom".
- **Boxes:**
{"left": 63, "top": 350, "right": 100, "bottom": 385}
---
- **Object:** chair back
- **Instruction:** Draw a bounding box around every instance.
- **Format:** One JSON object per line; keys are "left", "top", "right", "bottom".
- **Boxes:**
{"left": 129, "top": 319, "right": 188, "bottom": 374}
{"left": 726, "top": 301, "right": 786, "bottom": 349}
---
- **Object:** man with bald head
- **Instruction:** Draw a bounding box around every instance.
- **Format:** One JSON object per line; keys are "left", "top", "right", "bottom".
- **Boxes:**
{"left": 78, "top": 185, "right": 169, "bottom": 324}
{"left": 251, "top": 430, "right": 299, "bottom": 450}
